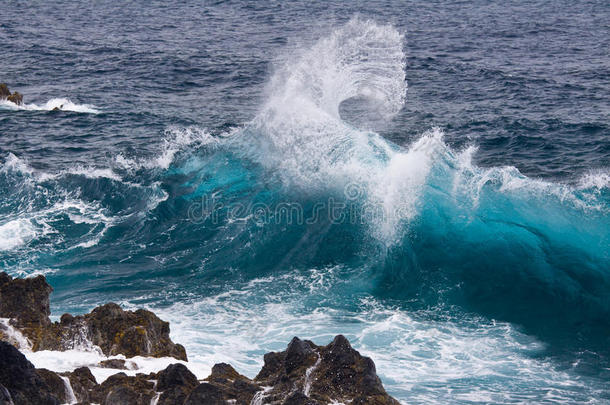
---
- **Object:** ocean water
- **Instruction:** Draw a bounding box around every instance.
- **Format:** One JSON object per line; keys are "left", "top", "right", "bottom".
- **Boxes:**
{"left": 1, "top": 1, "right": 609, "bottom": 403}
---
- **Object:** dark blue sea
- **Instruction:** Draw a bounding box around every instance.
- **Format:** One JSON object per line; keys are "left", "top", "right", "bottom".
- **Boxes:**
{"left": 1, "top": 1, "right": 609, "bottom": 403}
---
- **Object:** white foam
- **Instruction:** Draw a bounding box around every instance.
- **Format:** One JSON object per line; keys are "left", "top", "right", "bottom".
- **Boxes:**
{"left": 1, "top": 152, "right": 34, "bottom": 175}
{"left": 250, "top": 386, "right": 272, "bottom": 405}
{"left": 0, "top": 218, "right": 38, "bottom": 251}
{"left": 0, "top": 318, "right": 32, "bottom": 350}
{"left": 150, "top": 391, "right": 161, "bottom": 405}
{"left": 0, "top": 153, "right": 170, "bottom": 253}
{"left": 154, "top": 127, "right": 214, "bottom": 170}
{"left": 25, "top": 349, "right": 209, "bottom": 385}
{"left": 114, "top": 126, "right": 217, "bottom": 171}
{"left": 60, "top": 376, "right": 77, "bottom": 404}
{"left": 62, "top": 166, "right": 122, "bottom": 181}
{"left": 578, "top": 169, "right": 610, "bottom": 191}
{"left": 245, "top": 17, "right": 405, "bottom": 188}
{"left": 139, "top": 267, "right": 604, "bottom": 404}
{"left": 0, "top": 196, "right": 113, "bottom": 254}
{"left": 0, "top": 98, "right": 99, "bottom": 114}
{"left": 303, "top": 352, "right": 321, "bottom": 396}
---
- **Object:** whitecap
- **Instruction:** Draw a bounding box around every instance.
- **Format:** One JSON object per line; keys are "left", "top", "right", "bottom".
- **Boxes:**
{"left": 0, "top": 97, "right": 100, "bottom": 114}
{"left": 0, "top": 218, "right": 38, "bottom": 251}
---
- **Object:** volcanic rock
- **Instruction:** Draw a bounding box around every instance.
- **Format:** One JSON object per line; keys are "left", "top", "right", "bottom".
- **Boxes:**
{"left": 156, "top": 363, "right": 198, "bottom": 405}
{"left": 0, "top": 341, "right": 60, "bottom": 405}
{"left": 255, "top": 335, "right": 400, "bottom": 405}
{"left": 0, "top": 273, "right": 58, "bottom": 351}
{"left": 90, "top": 372, "right": 155, "bottom": 405}
{"left": 184, "top": 383, "right": 226, "bottom": 405}
{"left": 35, "top": 369, "right": 67, "bottom": 404}
{"left": 203, "top": 362, "right": 261, "bottom": 404}
{"left": 0, "top": 273, "right": 52, "bottom": 329}
{"left": 0, "top": 272, "right": 186, "bottom": 360}
{"left": 81, "top": 303, "right": 187, "bottom": 360}
{"left": 64, "top": 367, "right": 97, "bottom": 403}
{"left": 0, "top": 272, "right": 399, "bottom": 405}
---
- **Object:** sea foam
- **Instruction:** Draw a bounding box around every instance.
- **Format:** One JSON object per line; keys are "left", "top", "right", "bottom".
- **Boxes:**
{"left": 0, "top": 97, "right": 99, "bottom": 113}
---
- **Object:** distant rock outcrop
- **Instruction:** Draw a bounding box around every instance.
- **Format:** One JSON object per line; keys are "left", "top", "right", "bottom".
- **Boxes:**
{"left": 0, "top": 84, "right": 11, "bottom": 99}
{"left": 0, "top": 84, "right": 24, "bottom": 105}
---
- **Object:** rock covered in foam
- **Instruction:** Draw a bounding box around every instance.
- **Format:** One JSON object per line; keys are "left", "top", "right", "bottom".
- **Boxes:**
{"left": 97, "top": 358, "right": 129, "bottom": 369}
{"left": 0, "top": 84, "right": 23, "bottom": 105}
{"left": 0, "top": 272, "right": 186, "bottom": 360}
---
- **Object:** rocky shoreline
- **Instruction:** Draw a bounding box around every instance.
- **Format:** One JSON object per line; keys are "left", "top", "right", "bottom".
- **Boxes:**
{"left": 0, "top": 272, "right": 399, "bottom": 405}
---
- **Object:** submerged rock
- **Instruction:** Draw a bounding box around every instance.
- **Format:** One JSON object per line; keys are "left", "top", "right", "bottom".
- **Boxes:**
{"left": 98, "top": 358, "right": 129, "bottom": 369}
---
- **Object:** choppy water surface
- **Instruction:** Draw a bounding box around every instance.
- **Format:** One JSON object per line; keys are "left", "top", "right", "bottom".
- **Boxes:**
{"left": 1, "top": 1, "right": 609, "bottom": 403}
